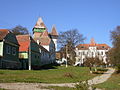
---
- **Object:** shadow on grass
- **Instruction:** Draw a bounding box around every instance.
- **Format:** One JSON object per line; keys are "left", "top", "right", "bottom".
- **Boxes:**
{"left": 35, "top": 63, "right": 60, "bottom": 70}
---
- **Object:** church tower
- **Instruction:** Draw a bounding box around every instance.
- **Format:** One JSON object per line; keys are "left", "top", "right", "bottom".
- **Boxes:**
{"left": 33, "top": 17, "right": 47, "bottom": 39}
{"left": 50, "top": 25, "right": 58, "bottom": 51}
{"left": 90, "top": 38, "right": 96, "bottom": 45}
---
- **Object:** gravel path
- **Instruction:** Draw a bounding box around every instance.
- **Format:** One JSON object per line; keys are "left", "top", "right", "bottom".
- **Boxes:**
{"left": 0, "top": 68, "right": 115, "bottom": 90}
{"left": 88, "top": 68, "right": 115, "bottom": 85}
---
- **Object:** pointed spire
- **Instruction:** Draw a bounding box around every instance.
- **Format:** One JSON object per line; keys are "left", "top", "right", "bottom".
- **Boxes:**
{"left": 34, "top": 17, "right": 46, "bottom": 28}
{"left": 90, "top": 38, "right": 96, "bottom": 45}
{"left": 50, "top": 25, "right": 58, "bottom": 36}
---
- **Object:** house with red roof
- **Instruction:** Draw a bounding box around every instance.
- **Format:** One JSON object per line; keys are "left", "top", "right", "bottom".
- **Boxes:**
{"left": 17, "top": 35, "right": 39, "bottom": 69}
{"left": 75, "top": 38, "right": 111, "bottom": 66}
{"left": 17, "top": 34, "right": 51, "bottom": 69}
{"left": 0, "top": 29, "right": 21, "bottom": 69}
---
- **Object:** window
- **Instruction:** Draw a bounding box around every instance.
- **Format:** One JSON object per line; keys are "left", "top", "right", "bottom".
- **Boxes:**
{"left": 92, "top": 52, "right": 94, "bottom": 56}
{"left": 79, "top": 52, "right": 81, "bottom": 55}
{"left": 102, "top": 46, "right": 104, "bottom": 48}
{"left": 86, "top": 52, "right": 88, "bottom": 55}
{"left": 12, "top": 47, "right": 16, "bottom": 55}
{"left": 6, "top": 45, "right": 11, "bottom": 54}
{"left": 81, "top": 46, "right": 84, "bottom": 48}
{"left": 101, "top": 52, "right": 103, "bottom": 55}
{"left": 83, "top": 52, "right": 85, "bottom": 55}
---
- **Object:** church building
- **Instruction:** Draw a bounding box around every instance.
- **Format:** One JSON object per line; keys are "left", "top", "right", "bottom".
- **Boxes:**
{"left": 32, "top": 17, "right": 58, "bottom": 63}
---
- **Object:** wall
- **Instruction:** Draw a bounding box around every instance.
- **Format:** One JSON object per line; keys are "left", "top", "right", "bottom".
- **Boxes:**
{"left": 2, "top": 33, "right": 20, "bottom": 69}
{"left": 75, "top": 46, "right": 109, "bottom": 65}
{"left": 0, "top": 42, "right": 3, "bottom": 56}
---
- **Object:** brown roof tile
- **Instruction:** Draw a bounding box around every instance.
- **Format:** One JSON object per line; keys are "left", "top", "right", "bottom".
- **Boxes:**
{"left": 34, "top": 17, "right": 46, "bottom": 29}
{"left": 0, "top": 29, "right": 9, "bottom": 40}
{"left": 76, "top": 38, "right": 110, "bottom": 50}
{"left": 38, "top": 30, "right": 51, "bottom": 45}
{"left": 50, "top": 25, "right": 58, "bottom": 36}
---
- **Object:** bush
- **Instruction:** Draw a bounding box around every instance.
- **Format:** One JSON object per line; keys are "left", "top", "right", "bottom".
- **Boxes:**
{"left": 116, "top": 64, "right": 120, "bottom": 73}
{"left": 63, "top": 72, "right": 74, "bottom": 78}
{"left": 75, "top": 80, "right": 96, "bottom": 90}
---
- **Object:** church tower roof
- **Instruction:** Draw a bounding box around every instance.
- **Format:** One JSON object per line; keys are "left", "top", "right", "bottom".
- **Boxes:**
{"left": 50, "top": 25, "right": 58, "bottom": 36}
{"left": 34, "top": 17, "right": 46, "bottom": 28}
{"left": 90, "top": 38, "right": 96, "bottom": 45}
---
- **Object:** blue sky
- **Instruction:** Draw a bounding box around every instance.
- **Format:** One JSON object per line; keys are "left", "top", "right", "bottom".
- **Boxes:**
{"left": 0, "top": 0, "right": 120, "bottom": 46}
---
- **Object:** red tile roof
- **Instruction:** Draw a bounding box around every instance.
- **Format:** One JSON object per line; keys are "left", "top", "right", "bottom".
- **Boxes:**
{"left": 16, "top": 35, "right": 30, "bottom": 52}
{"left": 76, "top": 38, "right": 110, "bottom": 50}
{"left": 0, "top": 29, "right": 9, "bottom": 40}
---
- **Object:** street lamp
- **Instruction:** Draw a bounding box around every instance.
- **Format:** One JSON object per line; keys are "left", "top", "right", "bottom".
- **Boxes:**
{"left": 29, "top": 35, "right": 31, "bottom": 70}
{"left": 65, "top": 45, "right": 68, "bottom": 68}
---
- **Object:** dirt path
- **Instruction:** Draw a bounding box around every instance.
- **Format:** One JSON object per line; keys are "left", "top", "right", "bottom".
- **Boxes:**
{"left": 0, "top": 68, "right": 115, "bottom": 90}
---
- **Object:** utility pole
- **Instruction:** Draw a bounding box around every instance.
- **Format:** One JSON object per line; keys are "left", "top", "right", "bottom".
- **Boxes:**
{"left": 66, "top": 45, "right": 68, "bottom": 68}
{"left": 29, "top": 36, "right": 31, "bottom": 70}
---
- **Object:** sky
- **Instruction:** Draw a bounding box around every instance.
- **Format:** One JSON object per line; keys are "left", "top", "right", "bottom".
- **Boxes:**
{"left": 0, "top": 0, "right": 120, "bottom": 47}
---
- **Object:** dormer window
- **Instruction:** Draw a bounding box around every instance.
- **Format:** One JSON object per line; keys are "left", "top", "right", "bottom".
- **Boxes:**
{"left": 81, "top": 46, "right": 84, "bottom": 48}
{"left": 102, "top": 46, "right": 105, "bottom": 48}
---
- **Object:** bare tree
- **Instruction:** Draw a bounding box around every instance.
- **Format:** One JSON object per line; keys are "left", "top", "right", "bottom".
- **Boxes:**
{"left": 58, "top": 29, "right": 85, "bottom": 65}
{"left": 11, "top": 25, "right": 29, "bottom": 35}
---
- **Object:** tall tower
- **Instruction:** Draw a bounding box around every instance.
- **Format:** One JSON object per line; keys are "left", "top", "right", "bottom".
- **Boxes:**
{"left": 90, "top": 38, "right": 96, "bottom": 45}
{"left": 33, "top": 17, "right": 47, "bottom": 39}
{"left": 50, "top": 25, "right": 58, "bottom": 51}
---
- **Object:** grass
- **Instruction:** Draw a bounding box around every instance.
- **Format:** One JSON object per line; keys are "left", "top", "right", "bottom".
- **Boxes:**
{"left": 95, "top": 70, "right": 120, "bottom": 90}
{"left": 0, "top": 88, "right": 6, "bottom": 90}
{"left": 0, "top": 66, "right": 97, "bottom": 83}
{"left": 42, "top": 86, "right": 76, "bottom": 90}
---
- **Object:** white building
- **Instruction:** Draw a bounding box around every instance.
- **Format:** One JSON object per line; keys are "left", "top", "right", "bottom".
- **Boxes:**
{"left": 75, "top": 38, "right": 110, "bottom": 66}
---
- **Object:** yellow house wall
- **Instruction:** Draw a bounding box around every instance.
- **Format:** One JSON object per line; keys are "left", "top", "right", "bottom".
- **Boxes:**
{"left": 19, "top": 52, "right": 28, "bottom": 59}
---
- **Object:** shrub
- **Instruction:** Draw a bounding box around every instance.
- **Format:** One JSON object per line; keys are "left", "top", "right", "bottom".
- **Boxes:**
{"left": 75, "top": 80, "right": 96, "bottom": 90}
{"left": 116, "top": 64, "right": 120, "bottom": 73}
{"left": 63, "top": 72, "right": 74, "bottom": 78}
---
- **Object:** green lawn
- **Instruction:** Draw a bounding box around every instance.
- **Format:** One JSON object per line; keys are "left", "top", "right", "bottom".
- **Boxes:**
{"left": 95, "top": 72, "right": 120, "bottom": 90}
{"left": 0, "top": 66, "right": 97, "bottom": 83}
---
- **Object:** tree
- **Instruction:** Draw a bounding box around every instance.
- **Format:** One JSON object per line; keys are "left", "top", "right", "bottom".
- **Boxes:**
{"left": 58, "top": 29, "right": 85, "bottom": 65}
{"left": 11, "top": 25, "right": 29, "bottom": 35}
{"left": 109, "top": 26, "right": 120, "bottom": 73}
{"left": 84, "top": 57, "right": 104, "bottom": 72}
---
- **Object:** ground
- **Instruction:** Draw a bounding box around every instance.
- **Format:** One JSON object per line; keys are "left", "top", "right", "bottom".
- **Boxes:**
{"left": 0, "top": 66, "right": 97, "bottom": 83}
{"left": 95, "top": 71, "right": 120, "bottom": 90}
{"left": 0, "top": 66, "right": 117, "bottom": 90}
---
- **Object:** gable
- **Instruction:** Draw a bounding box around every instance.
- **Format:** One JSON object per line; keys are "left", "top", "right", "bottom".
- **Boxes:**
{"left": 0, "top": 29, "right": 9, "bottom": 40}
{"left": 4, "top": 32, "right": 19, "bottom": 46}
